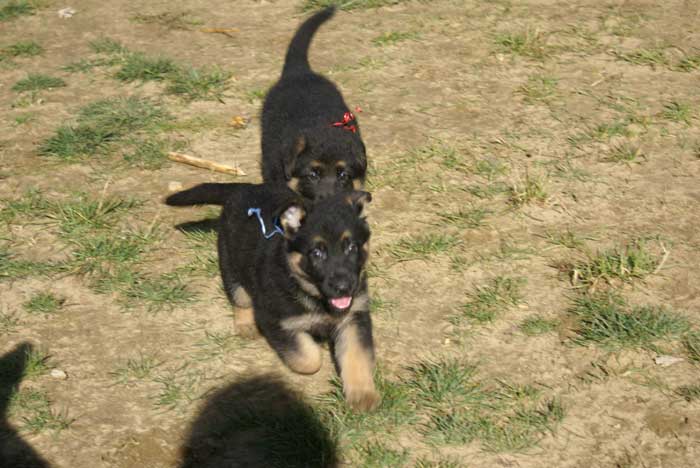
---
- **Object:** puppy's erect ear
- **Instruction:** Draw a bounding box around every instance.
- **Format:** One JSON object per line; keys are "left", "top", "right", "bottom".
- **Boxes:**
{"left": 346, "top": 191, "right": 372, "bottom": 216}
{"left": 283, "top": 135, "right": 306, "bottom": 180}
{"left": 279, "top": 203, "right": 305, "bottom": 237}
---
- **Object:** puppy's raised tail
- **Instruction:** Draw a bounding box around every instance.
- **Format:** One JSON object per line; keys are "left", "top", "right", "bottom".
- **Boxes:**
{"left": 165, "top": 183, "right": 239, "bottom": 206}
{"left": 282, "top": 6, "right": 336, "bottom": 77}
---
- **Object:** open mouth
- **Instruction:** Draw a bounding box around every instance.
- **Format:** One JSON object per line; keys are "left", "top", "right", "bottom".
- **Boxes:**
{"left": 329, "top": 296, "right": 352, "bottom": 310}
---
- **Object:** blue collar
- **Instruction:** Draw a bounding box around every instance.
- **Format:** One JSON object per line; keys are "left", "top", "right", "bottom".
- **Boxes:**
{"left": 247, "top": 207, "right": 284, "bottom": 239}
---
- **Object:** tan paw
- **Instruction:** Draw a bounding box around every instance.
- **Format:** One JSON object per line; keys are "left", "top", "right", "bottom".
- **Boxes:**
{"left": 233, "top": 308, "right": 260, "bottom": 339}
{"left": 345, "top": 385, "right": 380, "bottom": 412}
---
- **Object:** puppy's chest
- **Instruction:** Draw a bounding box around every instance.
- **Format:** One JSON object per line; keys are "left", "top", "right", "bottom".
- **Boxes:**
{"left": 279, "top": 296, "right": 344, "bottom": 337}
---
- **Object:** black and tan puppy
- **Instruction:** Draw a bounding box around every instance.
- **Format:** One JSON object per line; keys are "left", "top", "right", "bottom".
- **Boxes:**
{"left": 167, "top": 185, "right": 379, "bottom": 411}
{"left": 262, "top": 6, "right": 367, "bottom": 201}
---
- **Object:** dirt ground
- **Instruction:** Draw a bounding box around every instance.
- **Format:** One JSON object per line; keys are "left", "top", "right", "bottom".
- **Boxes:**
{"left": 1, "top": 0, "right": 700, "bottom": 466}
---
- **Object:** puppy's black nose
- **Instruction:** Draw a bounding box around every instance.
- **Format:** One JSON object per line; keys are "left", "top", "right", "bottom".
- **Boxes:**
{"left": 330, "top": 277, "right": 352, "bottom": 296}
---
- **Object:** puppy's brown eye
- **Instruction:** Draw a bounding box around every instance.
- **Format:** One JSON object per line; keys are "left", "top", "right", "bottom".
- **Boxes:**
{"left": 345, "top": 243, "right": 357, "bottom": 255}
{"left": 307, "top": 169, "right": 320, "bottom": 181}
{"left": 337, "top": 169, "right": 349, "bottom": 181}
{"left": 310, "top": 247, "right": 326, "bottom": 260}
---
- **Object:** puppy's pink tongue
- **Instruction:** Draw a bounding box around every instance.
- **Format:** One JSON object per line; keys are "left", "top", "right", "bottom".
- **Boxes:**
{"left": 330, "top": 296, "right": 352, "bottom": 310}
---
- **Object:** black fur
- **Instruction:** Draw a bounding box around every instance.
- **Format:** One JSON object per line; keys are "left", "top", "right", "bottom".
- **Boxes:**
{"left": 205, "top": 183, "right": 378, "bottom": 411}
{"left": 165, "top": 183, "right": 239, "bottom": 207}
{"left": 261, "top": 6, "right": 368, "bottom": 201}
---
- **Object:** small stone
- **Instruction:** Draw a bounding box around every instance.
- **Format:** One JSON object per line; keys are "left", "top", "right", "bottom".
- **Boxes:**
{"left": 58, "top": 7, "right": 76, "bottom": 18}
{"left": 168, "top": 181, "right": 183, "bottom": 192}
{"left": 230, "top": 116, "right": 247, "bottom": 128}
{"left": 50, "top": 369, "right": 68, "bottom": 379}
{"left": 654, "top": 355, "right": 684, "bottom": 367}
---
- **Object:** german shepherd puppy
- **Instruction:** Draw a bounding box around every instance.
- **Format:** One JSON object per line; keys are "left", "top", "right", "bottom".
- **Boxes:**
{"left": 166, "top": 185, "right": 379, "bottom": 411}
{"left": 262, "top": 6, "right": 368, "bottom": 201}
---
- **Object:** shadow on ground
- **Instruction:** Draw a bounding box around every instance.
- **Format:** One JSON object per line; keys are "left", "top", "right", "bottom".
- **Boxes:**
{"left": 179, "top": 373, "right": 338, "bottom": 468}
{"left": 175, "top": 217, "right": 220, "bottom": 235}
{"left": 0, "top": 342, "right": 49, "bottom": 468}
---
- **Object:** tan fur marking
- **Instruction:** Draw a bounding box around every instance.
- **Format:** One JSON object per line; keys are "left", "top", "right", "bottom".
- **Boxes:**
{"left": 288, "top": 252, "right": 322, "bottom": 297}
{"left": 287, "top": 177, "right": 300, "bottom": 191}
{"left": 281, "top": 312, "right": 334, "bottom": 333}
{"left": 283, "top": 332, "right": 322, "bottom": 375}
{"left": 352, "top": 179, "right": 363, "bottom": 190}
{"left": 362, "top": 241, "right": 370, "bottom": 255}
{"left": 233, "top": 286, "right": 252, "bottom": 308}
{"left": 335, "top": 160, "right": 347, "bottom": 168}
{"left": 335, "top": 322, "right": 379, "bottom": 412}
{"left": 310, "top": 160, "right": 323, "bottom": 168}
{"left": 234, "top": 307, "right": 259, "bottom": 339}
{"left": 341, "top": 230, "right": 352, "bottom": 241}
{"left": 345, "top": 195, "right": 353, "bottom": 205}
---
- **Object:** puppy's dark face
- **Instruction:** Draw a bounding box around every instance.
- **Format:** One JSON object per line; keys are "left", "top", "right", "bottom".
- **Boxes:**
{"left": 284, "top": 191, "right": 371, "bottom": 314}
{"left": 285, "top": 130, "right": 367, "bottom": 202}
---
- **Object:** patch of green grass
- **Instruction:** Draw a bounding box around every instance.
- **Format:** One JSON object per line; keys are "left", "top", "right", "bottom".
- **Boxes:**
{"left": 0, "top": 247, "right": 56, "bottom": 280}
{"left": 676, "top": 54, "right": 700, "bottom": 72}
{"left": 569, "top": 293, "right": 689, "bottom": 349}
{"left": 319, "top": 369, "right": 414, "bottom": 437}
{"left": 544, "top": 229, "right": 585, "bottom": 249}
{"left": 131, "top": 10, "right": 202, "bottom": 30}
{"left": 194, "top": 330, "right": 246, "bottom": 359}
{"left": 89, "top": 37, "right": 128, "bottom": 55}
{"left": 165, "top": 66, "right": 232, "bottom": 101}
{"left": 115, "top": 52, "right": 179, "bottom": 82}
{"left": 40, "top": 97, "right": 171, "bottom": 159}
{"left": 508, "top": 174, "right": 547, "bottom": 206}
{"left": 388, "top": 233, "right": 461, "bottom": 262}
{"left": 112, "top": 271, "right": 196, "bottom": 312}
{"left": 519, "top": 315, "right": 558, "bottom": 336}
{"left": 152, "top": 368, "right": 200, "bottom": 410}
{"left": 9, "top": 388, "right": 72, "bottom": 434}
{"left": 111, "top": 353, "right": 161, "bottom": 384}
{"left": 676, "top": 384, "right": 700, "bottom": 402}
{"left": 301, "top": 0, "right": 410, "bottom": 11}
{"left": 0, "top": 0, "right": 35, "bottom": 22}
{"left": 454, "top": 276, "right": 525, "bottom": 323}
{"left": 437, "top": 207, "right": 490, "bottom": 229}
{"left": 12, "top": 74, "right": 66, "bottom": 92}
{"left": 123, "top": 137, "right": 180, "bottom": 170}
{"left": 605, "top": 142, "right": 644, "bottom": 163}
{"left": 0, "top": 188, "right": 51, "bottom": 223}
{"left": 406, "top": 359, "right": 482, "bottom": 408}
{"left": 683, "top": 331, "right": 700, "bottom": 362}
{"left": 14, "top": 112, "right": 36, "bottom": 125}
{"left": 495, "top": 30, "right": 550, "bottom": 59}
{"left": 1, "top": 40, "right": 43, "bottom": 58}
{"left": 411, "top": 141, "right": 465, "bottom": 171}
{"left": 23, "top": 292, "right": 65, "bottom": 315}
{"left": 519, "top": 75, "right": 558, "bottom": 103}
{"left": 466, "top": 182, "right": 510, "bottom": 199}
{"left": 662, "top": 101, "right": 692, "bottom": 125}
{"left": 615, "top": 47, "right": 667, "bottom": 67}
{"left": 356, "top": 440, "right": 409, "bottom": 467}
{"left": 21, "top": 347, "right": 50, "bottom": 379}
{"left": 69, "top": 232, "right": 152, "bottom": 274}
{"left": 414, "top": 456, "right": 465, "bottom": 468}
{"left": 369, "top": 295, "right": 396, "bottom": 315}
{"left": 407, "top": 358, "right": 563, "bottom": 451}
{"left": 49, "top": 195, "right": 140, "bottom": 236}
{"left": 372, "top": 31, "right": 418, "bottom": 46}
{"left": 570, "top": 239, "right": 659, "bottom": 288}
{"left": 0, "top": 312, "right": 20, "bottom": 334}
{"left": 473, "top": 158, "right": 509, "bottom": 180}
{"left": 246, "top": 88, "right": 267, "bottom": 103}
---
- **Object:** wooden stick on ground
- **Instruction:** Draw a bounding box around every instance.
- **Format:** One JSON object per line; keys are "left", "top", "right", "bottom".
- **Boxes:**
{"left": 168, "top": 152, "right": 246, "bottom": 176}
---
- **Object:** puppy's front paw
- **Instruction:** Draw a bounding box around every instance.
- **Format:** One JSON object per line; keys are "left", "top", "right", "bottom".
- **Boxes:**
{"left": 345, "top": 385, "right": 380, "bottom": 412}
